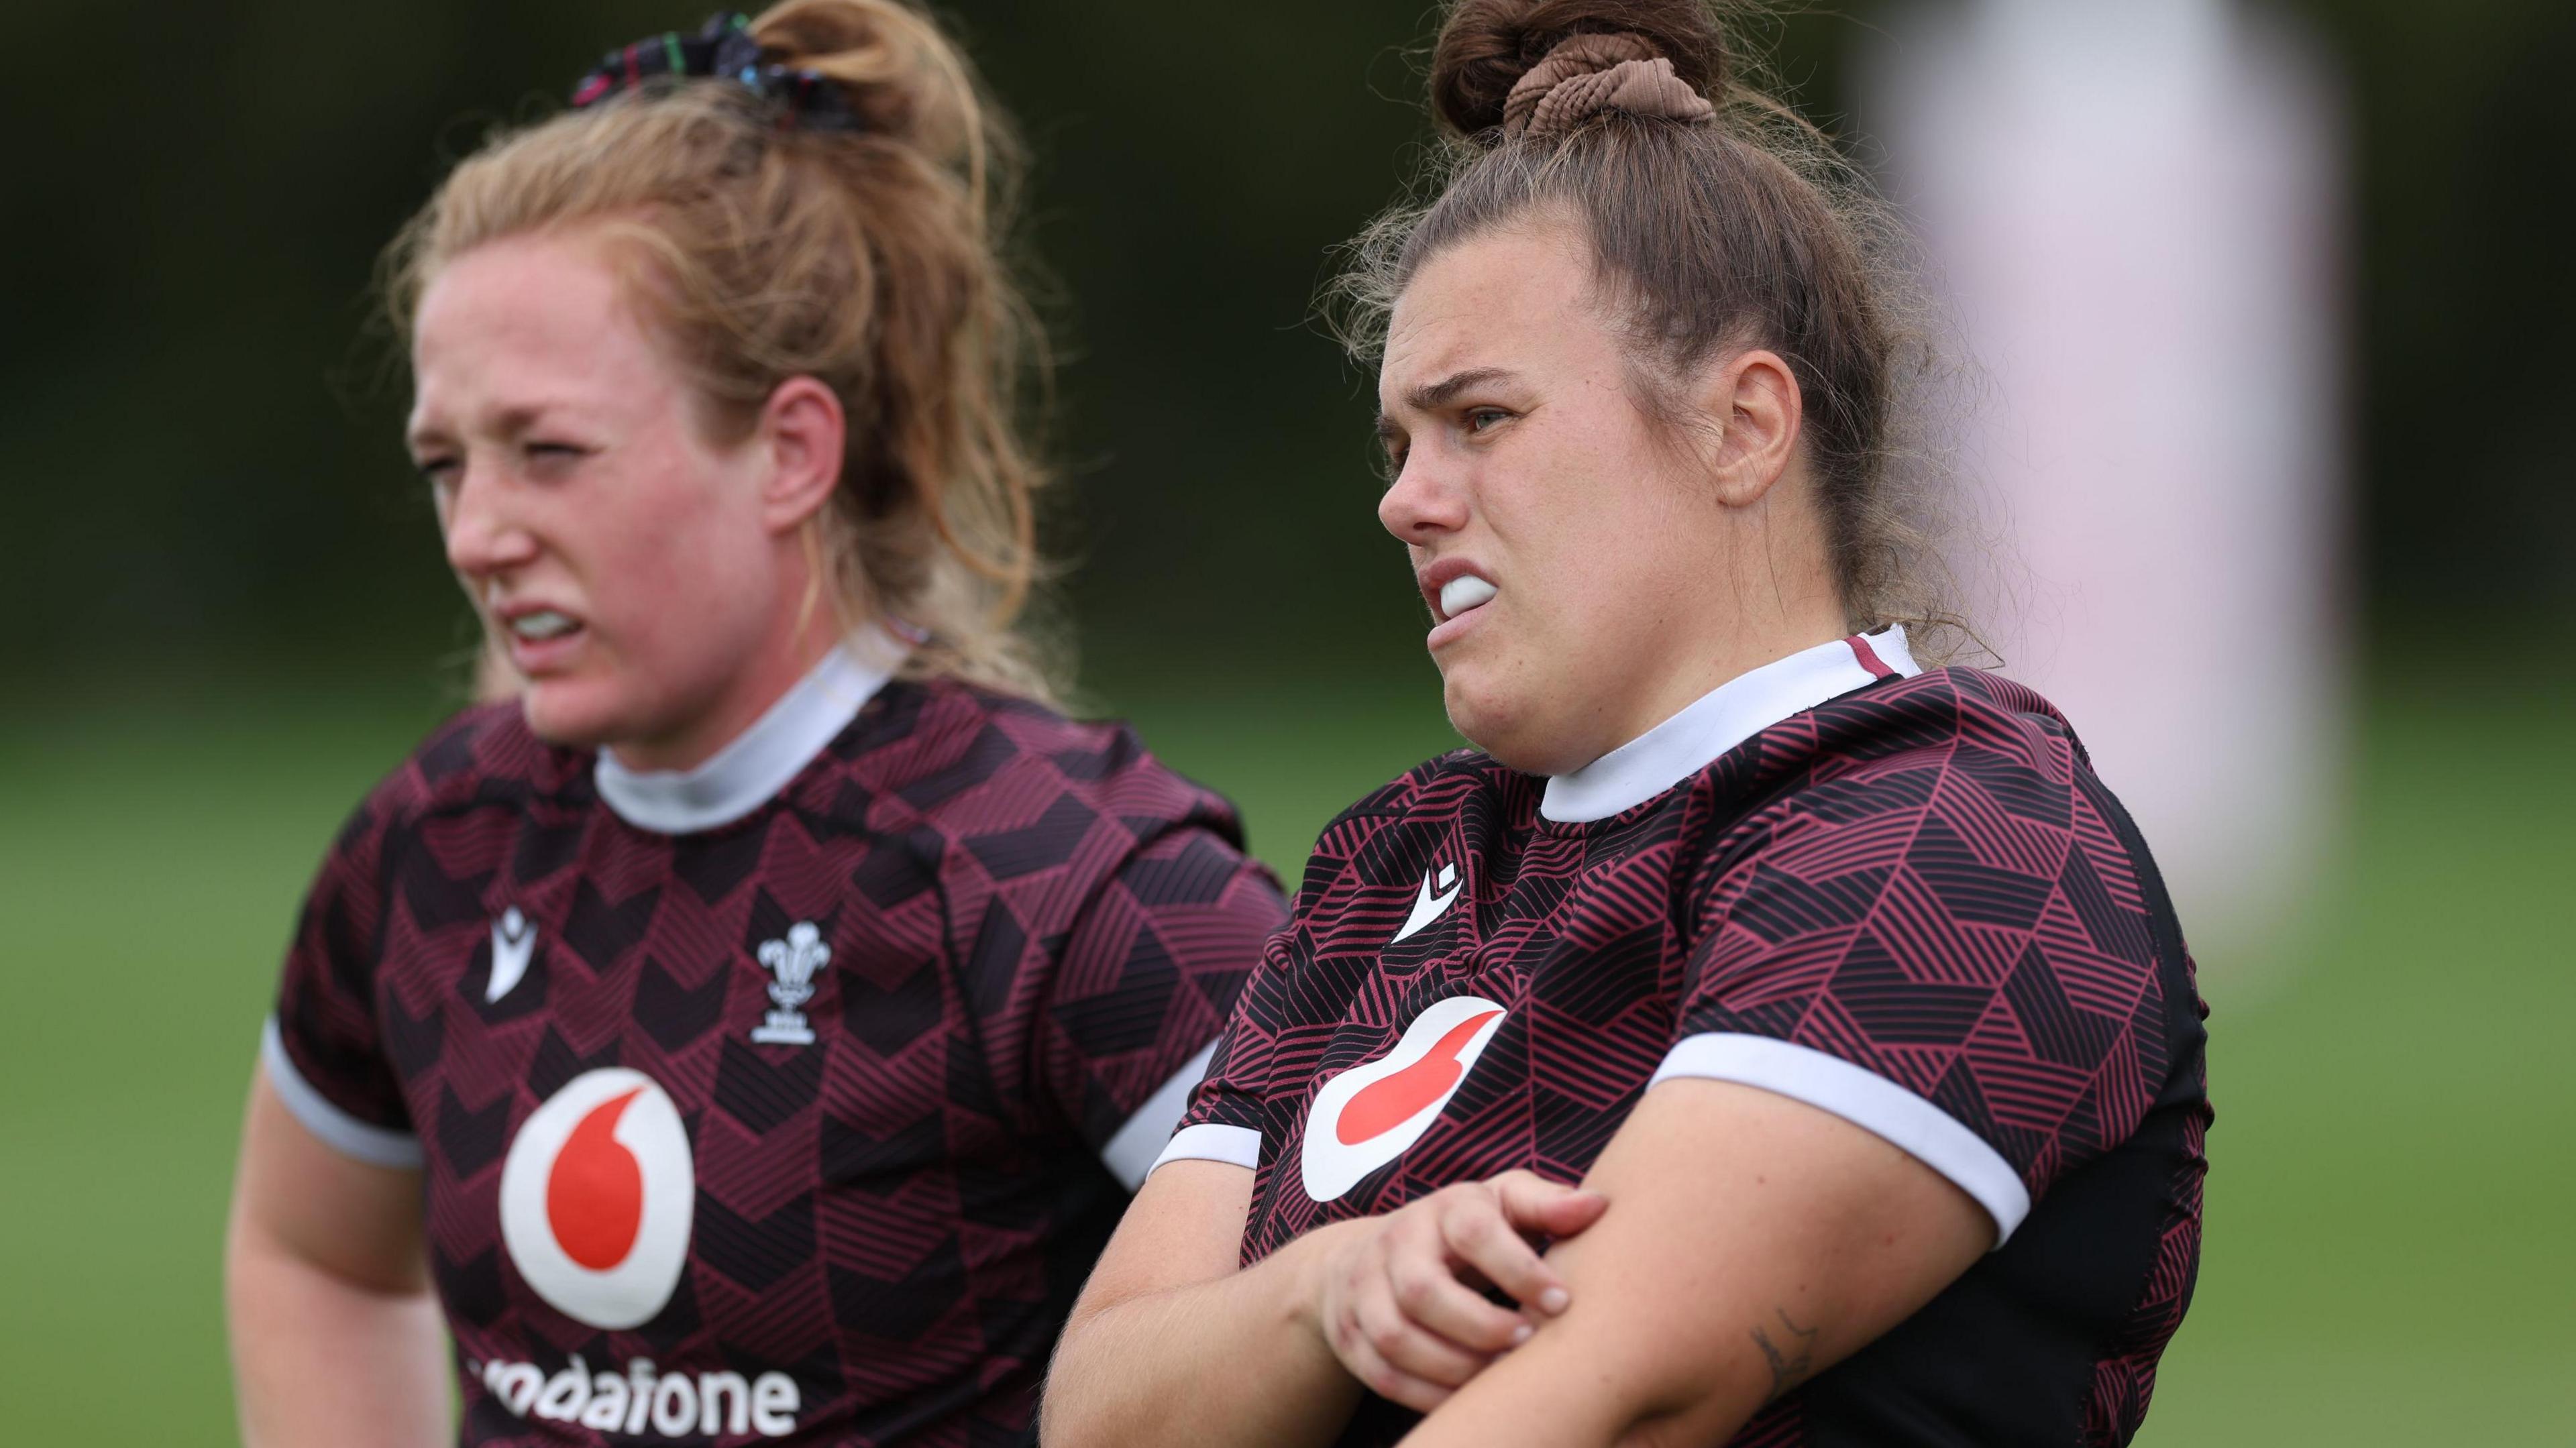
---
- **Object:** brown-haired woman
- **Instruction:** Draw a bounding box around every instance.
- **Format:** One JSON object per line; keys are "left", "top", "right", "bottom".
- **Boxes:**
{"left": 222, "top": 7, "right": 1286, "bottom": 1445}
{"left": 1046, "top": 2, "right": 2208, "bottom": 1445}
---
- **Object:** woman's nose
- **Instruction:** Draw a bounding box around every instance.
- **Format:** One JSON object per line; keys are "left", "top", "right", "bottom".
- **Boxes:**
{"left": 442, "top": 465, "right": 539, "bottom": 578}
{"left": 1378, "top": 452, "right": 1471, "bottom": 545}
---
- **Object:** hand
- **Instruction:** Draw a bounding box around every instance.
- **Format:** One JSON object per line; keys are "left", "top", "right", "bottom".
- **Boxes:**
{"left": 1307, "top": 1171, "right": 1609, "bottom": 1412}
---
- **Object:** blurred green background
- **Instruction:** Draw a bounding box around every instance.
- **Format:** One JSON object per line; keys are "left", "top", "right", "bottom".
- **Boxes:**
{"left": 3, "top": 0, "right": 2570, "bottom": 1442}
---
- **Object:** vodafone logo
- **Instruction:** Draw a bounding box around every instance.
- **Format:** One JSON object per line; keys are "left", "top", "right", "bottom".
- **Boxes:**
{"left": 1301, "top": 997, "right": 1508, "bottom": 1202}
{"left": 499, "top": 1069, "right": 695, "bottom": 1329}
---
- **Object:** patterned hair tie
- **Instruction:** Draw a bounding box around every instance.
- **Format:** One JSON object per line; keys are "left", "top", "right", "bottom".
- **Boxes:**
{"left": 570, "top": 12, "right": 867, "bottom": 133}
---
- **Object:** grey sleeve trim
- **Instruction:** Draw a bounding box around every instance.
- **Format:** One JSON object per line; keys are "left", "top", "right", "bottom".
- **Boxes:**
{"left": 260, "top": 1017, "right": 425, "bottom": 1171}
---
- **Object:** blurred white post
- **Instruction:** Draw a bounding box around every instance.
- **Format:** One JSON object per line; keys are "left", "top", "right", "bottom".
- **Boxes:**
{"left": 1862, "top": 0, "right": 2349, "bottom": 983}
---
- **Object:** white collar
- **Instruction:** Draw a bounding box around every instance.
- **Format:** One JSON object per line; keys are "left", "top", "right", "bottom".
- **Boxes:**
{"left": 594, "top": 626, "right": 909, "bottom": 835}
{"left": 1540, "top": 626, "right": 1921, "bottom": 824}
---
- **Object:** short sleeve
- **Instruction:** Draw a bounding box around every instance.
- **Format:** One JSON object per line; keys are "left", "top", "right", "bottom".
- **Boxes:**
{"left": 1039, "top": 823, "right": 1287, "bottom": 1190}
{"left": 1654, "top": 761, "right": 2177, "bottom": 1245}
{"left": 1148, "top": 793, "right": 1421, "bottom": 1182}
{"left": 264, "top": 782, "right": 423, "bottom": 1169}
{"left": 1147, "top": 923, "right": 1295, "bottom": 1178}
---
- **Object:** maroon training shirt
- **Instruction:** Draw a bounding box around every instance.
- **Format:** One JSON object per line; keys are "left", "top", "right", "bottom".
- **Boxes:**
{"left": 1161, "top": 628, "right": 2209, "bottom": 1447}
{"left": 266, "top": 645, "right": 1287, "bottom": 1445}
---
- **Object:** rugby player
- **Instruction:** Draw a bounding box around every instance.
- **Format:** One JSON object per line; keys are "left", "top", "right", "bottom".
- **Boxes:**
{"left": 222, "top": 7, "right": 1286, "bottom": 1444}
{"left": 1045, "top": 1, "right": 2210, "bottom": 1444}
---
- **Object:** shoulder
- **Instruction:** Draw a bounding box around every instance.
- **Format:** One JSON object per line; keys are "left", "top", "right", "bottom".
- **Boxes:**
{"left": 1734, "top": 665, "right": 2094, "bottom": 823}
{"left": 1336, "top": 746, "right": 1517, "bottom": 826}
{"left": 1701, "top": 665, "right": 2160, "bottom": 942}
{"left": 346, "top": 700, "right": 586, "bottom": 843}
{"left": 1811, "top": 666, "right": 2084, "bottom": 769}
{"left": 831, "top": 677, "right": 1254, "bottom": 854}
{"left": 1283, "top": 746, "right": 1520, "bottom": 904}
{"left": 291, "top": 701, "right": 582, "bottom": 936}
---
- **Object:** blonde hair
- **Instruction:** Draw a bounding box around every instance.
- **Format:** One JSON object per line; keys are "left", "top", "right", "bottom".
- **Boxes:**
{"left": 391, "top": 0, "right": 1059, "bottom": 702}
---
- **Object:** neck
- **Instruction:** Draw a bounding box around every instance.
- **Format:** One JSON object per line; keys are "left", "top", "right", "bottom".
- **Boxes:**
{"left": 1595, "top": 592, "right": 1849, "bottom": 767}
{"left": 608, "top": 616, "right": 843, "bottom": 775}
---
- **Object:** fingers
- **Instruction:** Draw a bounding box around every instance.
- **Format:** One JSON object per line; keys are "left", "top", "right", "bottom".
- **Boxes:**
{"left": 1328, "top": 1316, "right": 1457, "bottom": 1414}
{"left": 1491, "top": 1170, "right": 1611, "bottom": 1240}
{"left": 1353, "top": 1288, "right": 1494, "bottom": 1387}
{"left": 1311, "top": 1175, "right": 1613, "bottom": 1410}
{"left": 1437, "top": 1178, "right": 1598, "bottom": 1319}
{"left": 1385, "top": 1240, "right": 1529, "bottom": 1354}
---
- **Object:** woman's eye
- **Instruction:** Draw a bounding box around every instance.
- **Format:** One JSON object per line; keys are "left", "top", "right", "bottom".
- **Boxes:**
{"left": 524, "top": 442, "right": 589, "bottom": 472}
{"left": 415, "top": 457, "right": 460, "bottom": 488}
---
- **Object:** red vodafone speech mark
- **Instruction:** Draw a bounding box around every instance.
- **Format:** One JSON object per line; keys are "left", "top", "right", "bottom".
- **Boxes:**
{"left": 1337, "top": 1009, "right": 1503, "bottom": 1145}
{"left": 546, "top": 1089, "right": 645, "bottom": 1270}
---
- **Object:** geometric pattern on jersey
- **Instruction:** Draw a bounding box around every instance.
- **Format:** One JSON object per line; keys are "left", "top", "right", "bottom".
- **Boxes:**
{"left": 1169, "top": 646, "right": 2209, "bottom": 1448}
{"left": 266, "top": 670, "right": 1289, "bottom": 1446}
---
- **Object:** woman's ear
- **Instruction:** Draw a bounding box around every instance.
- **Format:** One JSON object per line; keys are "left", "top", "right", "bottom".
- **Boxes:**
{"left": 759, "top": 376, "right": 847, "bottom": 534}
{"left": 1702, "top": 349, "right": 1803, "bottom": 508}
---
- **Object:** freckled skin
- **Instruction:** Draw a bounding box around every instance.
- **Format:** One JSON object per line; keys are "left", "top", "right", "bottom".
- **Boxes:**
{"left": 409, "top": 232, "right": 831, "bottom": 771}
{"left": 1375, "top": 217, "right": 1845, "bottom": 777}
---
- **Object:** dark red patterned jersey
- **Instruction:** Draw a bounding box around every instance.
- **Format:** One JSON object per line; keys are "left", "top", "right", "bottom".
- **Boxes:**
{"left": 1161, "top": 630, "right": 2210, "bottom": 1447}
{"left": 266, "top": 646, "right": 1287, "bottom": 1447}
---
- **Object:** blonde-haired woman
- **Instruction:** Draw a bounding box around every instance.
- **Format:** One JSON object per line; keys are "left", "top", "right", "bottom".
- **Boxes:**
{"left": 223, "top": 8, "right": 1285, "bottom": 1445}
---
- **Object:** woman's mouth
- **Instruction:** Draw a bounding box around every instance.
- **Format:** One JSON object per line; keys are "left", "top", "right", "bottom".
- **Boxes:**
{"left": 1426, "top": 569, "right": 1497, "bottom": 650}
{"left": 498, "top": 605, "right": 588, "bottom": 672}
{"left": 508, "top": 609, "right": 580, "bottom": 642}
{"left": 1438, "top": 575, "right": 1497, "bottom": 618}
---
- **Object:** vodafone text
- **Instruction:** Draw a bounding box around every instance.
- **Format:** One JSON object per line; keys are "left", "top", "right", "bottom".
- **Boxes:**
{"left": 475, "top": 1353, "right": 800, "bottom": 1438}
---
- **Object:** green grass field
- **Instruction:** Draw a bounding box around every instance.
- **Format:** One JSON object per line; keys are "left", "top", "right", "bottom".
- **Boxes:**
{"left": 3, "top": 668, "right": 2568, "bottom": 1443}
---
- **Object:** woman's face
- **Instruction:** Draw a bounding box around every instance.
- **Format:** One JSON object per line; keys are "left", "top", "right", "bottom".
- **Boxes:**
{"left": 1377, "top": 218, "right": 1824, "bottom": 776}
{"left": 408, "top": 231, "right": 814, "bottom": 769}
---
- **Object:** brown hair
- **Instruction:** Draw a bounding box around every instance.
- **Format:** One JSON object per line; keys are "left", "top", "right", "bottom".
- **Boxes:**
{"left": 388, "top": 0, "right": 1059, "bottom": 702}
{"left": 1337, "top": 0, "right": 1957, "bottom": 645}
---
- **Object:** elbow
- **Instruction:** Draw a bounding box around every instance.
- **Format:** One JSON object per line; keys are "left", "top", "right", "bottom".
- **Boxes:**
{"left": 1036, "top": 1315, "right": 1115, "bottom": 1448}
{"left": 1037, "top": 1386, "right": 1122, "bottom": 1448}
{"left": 1608, "top": 1367, "right": 1764, "bottom": 1447}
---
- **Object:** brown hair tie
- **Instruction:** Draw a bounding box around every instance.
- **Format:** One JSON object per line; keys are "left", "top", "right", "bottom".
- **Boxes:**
{"left": 1502, "top": 32, "right": 1716, "bottom": 141}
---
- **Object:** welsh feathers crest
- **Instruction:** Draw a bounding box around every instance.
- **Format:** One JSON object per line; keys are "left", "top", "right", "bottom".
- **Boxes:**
{"left": 750, "top": 921, "right": 830, "bottom": 1046}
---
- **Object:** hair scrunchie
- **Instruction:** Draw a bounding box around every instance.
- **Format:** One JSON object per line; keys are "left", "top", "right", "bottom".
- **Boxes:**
{"left": 569, "top": 11, "right": 866, "bottom": 133}
{"left": 1502, "top": 32, "right": 1716, "bottom": 141}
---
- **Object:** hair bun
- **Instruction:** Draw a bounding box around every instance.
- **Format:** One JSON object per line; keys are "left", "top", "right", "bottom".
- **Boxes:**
{"left": 750, "top": 0, "right": 979, "bottom": 162}
{"left": 1429, "top": 0, "right": 1730, "bottom": 138}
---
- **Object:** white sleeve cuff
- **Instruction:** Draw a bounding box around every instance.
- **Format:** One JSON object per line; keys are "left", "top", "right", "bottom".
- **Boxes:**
{"left": 1148, "top": 1123, "right": 1262, "bottom": 1178}
{"left": 260, "top": 1017, "right": 425, "bottom": 1170}
{"left": 1650, "top": 1032, "right": 2030, "bottom": 1245}
{"left": 1099, "top": 1040, "right": 1221, "bottom": 1191}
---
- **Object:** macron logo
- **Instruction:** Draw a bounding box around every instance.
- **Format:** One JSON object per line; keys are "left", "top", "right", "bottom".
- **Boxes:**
{"left": 1391, "top": 863, "right": 1463, "bottom": 945}
{"left": 488, "top": 907, "right": 537, "bottom": 1002}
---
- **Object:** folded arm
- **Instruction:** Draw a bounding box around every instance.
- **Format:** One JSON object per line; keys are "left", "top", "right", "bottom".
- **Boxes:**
{"left": 1044, "top": 1158, "right": 1605, "bottom": 1448}
{"left": 1395, "top": 1079, "right": 1993, "bottom": 1448}
{"left": 1042, "top": 1161, "right": 1364, "bottom": 1448}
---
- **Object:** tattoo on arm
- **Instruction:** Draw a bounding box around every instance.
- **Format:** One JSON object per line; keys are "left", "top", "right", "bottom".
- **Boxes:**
{"left": 1749, "top": 1308, "right": 1820, "bottom": 1402}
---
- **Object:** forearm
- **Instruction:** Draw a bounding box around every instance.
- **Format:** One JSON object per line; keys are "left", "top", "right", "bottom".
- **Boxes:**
{"left": 1390, "top": 1315, "right": 1758, "bottom": 1448}
{"left": 1044, "top": 1221, "right": 1366, "bottom": 1448}
{"left": 1400, "top": 1081, "right": 1994, "bottom": 1448}
{"left": 227, "top": 1230, "right": 449, "bottom": 1448}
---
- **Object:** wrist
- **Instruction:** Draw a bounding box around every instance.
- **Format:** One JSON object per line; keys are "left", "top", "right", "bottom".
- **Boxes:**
{"left": 1276, "top": 1217, "right": 1368, "bottom": 1339}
